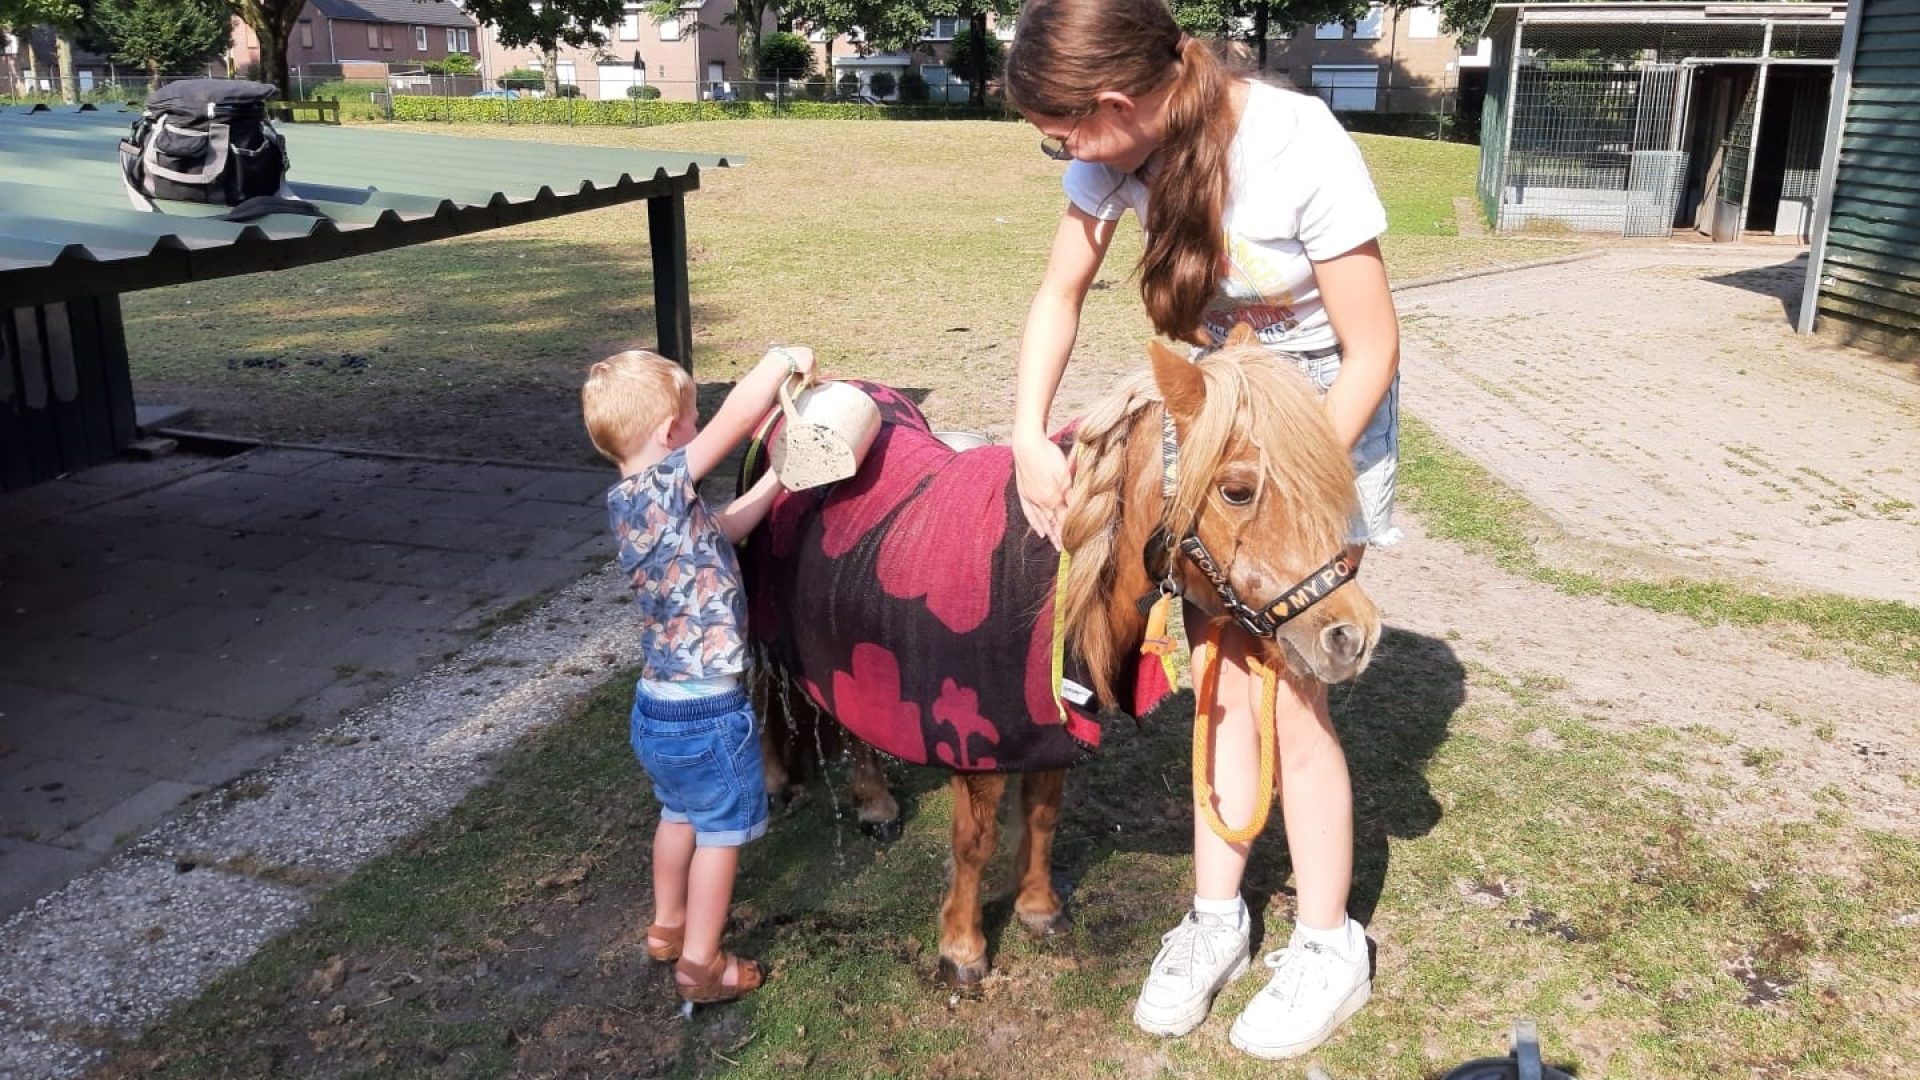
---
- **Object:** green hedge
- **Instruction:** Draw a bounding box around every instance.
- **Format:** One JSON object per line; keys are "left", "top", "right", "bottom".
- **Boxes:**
{"left": 388, "top": 95, "right": 1007, "bottom": 125}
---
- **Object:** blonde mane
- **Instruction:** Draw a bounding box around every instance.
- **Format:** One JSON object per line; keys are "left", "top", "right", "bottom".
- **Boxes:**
{"left": 1056, "top": 343, "right": 1358, "bottom": 702}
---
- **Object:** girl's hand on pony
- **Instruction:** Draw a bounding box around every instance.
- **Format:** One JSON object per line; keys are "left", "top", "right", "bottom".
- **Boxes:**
{"left": 1013, "top": 429, "right": 1071, "bottom": 550}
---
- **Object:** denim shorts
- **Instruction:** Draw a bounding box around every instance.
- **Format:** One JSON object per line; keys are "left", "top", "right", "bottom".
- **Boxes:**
{"left": 630, "top": 683, "right": 769, "bottom": 847}
{"left": 1286, "top": 349, "right": 1404, "bottom": 549}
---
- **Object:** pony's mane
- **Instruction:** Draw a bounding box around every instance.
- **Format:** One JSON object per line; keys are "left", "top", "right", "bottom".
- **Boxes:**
{"left": 1057, "top": 343, "right": 1358, "bottom": 701}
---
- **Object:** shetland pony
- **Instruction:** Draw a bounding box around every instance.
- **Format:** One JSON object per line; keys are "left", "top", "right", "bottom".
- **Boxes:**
{"left": 746, "top": 338, "right": 1379, "bottom": 985}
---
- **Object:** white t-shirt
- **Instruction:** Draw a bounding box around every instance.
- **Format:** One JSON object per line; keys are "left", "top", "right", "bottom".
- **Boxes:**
{"left": 1062, "top": 80, "right": 1388, "bottom": 352}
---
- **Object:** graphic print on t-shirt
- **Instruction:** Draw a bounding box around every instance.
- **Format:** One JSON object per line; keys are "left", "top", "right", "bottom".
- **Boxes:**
{"left": 1205, "top": 233, "right": 1307, "bottom": 345}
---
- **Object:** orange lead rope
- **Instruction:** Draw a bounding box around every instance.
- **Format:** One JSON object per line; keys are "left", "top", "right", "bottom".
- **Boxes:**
{"left": 1191, "top": 618, "right": 1281, "bottom": 844}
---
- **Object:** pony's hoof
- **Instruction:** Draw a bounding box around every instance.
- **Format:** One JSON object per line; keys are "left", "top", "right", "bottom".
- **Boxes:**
{"left": 859, "top": 816, "right": 903, "bottom": 842}
{"left": 935, "top": 956, "right": 987, "bottom": 988}
{"left": 1018, "top": 910, "right": 1072, "bottom": 940}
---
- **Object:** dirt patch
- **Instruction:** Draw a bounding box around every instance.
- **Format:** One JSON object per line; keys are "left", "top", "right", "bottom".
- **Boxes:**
{"left": 1397, "top": 243, "right": 1920, "bottom": 606}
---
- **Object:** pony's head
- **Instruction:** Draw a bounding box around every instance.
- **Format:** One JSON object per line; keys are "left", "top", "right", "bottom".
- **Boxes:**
{"left": 1060, "top": 334, "right": 1380, "bottom": 692}
{"left": 1151, "top": 337, "right": 1381, "bottom": 683}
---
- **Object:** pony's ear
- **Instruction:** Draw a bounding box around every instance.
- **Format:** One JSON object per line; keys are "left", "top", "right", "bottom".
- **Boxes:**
{"left": 1225, "top": 321, "right": 1256, "bottom": 348}
{"left": 1149, "top": 340, "right": 1206, "bottom": 424}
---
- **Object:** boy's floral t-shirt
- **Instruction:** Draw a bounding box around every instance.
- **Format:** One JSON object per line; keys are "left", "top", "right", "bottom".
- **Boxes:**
{"left": 607, "top": 448, "right": 748, "bottom": 681}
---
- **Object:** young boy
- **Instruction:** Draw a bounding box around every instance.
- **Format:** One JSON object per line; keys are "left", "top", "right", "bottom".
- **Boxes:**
{"left": 581, "top": 344, "right": 814, "bottom": 1004}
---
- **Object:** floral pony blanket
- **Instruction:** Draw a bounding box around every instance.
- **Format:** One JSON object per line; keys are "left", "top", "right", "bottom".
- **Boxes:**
{"left": 741, "top": 382, "right": 1170, "bottom": 773}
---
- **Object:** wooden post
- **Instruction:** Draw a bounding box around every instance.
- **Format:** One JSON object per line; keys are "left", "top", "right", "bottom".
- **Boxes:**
{"left": 647, "top": 188, "right": 693, "bottom": 372}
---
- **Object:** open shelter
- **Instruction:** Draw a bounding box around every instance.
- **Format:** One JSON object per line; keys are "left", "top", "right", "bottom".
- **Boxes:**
{"left": 1477, "top": 2, "right": 1847, "bottom": 240}
{"left": 0, "top": 104, "right": 734, "bottom": 490}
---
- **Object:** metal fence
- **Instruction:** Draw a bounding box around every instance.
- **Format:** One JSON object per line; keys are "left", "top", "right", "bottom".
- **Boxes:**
{"left": 1477, "top": 16, "right": 1844, "bottom": 238}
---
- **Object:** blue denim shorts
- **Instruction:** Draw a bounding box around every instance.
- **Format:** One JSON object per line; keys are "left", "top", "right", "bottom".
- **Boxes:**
{"left": 1287, "top": 350, "right": 1404, "bottom": 549}
{"left": 630, "top": 684, "right": 769, "bottom": 847}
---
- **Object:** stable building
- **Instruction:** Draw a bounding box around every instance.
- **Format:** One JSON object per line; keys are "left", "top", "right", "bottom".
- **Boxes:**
{"left": 1476, "top": 2, "right": 1848, "bottom": 240}
{"left": 1798, "top": 0, "right": 1920, "bottom": 357}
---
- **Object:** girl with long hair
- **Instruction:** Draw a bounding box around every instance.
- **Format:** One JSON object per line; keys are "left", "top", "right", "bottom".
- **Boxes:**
{"left": 1004, "top": 0, "right": 1402, "bottom": 1059}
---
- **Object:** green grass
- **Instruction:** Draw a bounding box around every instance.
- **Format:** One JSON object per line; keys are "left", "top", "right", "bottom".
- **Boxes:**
{"left": 104, "top": 636, "right": 1920, "bottom": 1078}
{"left": 91, "top": 119, "right": 1920, "bottom": 1079}
{"left": 1399, "top": 416, "right": 1920, "bottom": 678}
{"left": 117, "top": 120, "right": 1575, "bottom": 463}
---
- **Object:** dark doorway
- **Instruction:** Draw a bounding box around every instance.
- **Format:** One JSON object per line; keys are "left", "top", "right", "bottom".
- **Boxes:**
{"left": 1746, "top": 69, "right": 1830, "bottom": 238}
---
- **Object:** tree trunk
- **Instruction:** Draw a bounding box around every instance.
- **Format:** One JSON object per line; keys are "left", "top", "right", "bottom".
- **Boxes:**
{"left": 1254, "top": 4, "right": 1269, "bottom": 69}
{"left": 147, "top": 59, "right": 161, "bottom": 93}
{"left": 542, "top": 46, "right": 559, "bottom": 97}
{"left": 968, "top": 12, "right": 987, "bottom": 108}
{"left": 55, "top": 30, "right": 75, "bottom": 103}
{"left": 739, "top": 23, "right": 762, "bottom": 82}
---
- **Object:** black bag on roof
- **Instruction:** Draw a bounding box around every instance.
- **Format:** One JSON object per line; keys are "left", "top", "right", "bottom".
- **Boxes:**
{"left": 119, "top": 79, "right": 290, "bottom": 209}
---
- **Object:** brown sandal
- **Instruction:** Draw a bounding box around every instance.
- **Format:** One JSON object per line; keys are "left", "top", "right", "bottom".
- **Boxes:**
{"left": 645, "top": 923, "right": 684, "bottom": 963}
{"left": 675, "top": 951, "right": 764, "bottom": 1004}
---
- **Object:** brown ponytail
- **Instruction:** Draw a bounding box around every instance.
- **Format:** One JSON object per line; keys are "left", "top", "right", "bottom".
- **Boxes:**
{"left": 1006, "top": 0, "right": 1245, "bottom": 346}
{"left": 1139, "top": 37, "right": 1239, "bottom": 345}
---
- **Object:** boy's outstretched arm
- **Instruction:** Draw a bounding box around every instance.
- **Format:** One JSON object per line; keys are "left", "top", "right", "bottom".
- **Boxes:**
{"left": 683, "top": 346, "right": 816, "bottom": 483}
{"left": 711, "top": 470, "right": 782, "bottom": 544}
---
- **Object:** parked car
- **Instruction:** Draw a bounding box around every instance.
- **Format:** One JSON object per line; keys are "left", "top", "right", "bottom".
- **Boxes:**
{"left": 471, "top": 88, "right": 520, "bottom": 100}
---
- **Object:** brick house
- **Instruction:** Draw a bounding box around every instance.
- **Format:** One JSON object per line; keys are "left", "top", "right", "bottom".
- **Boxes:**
{"left": 1258, "top": 2, "right": 1486, "bottom": 114}
{"left": 229, "top": 0, "right": 479, "bottom": 79}
{"left": 477, "top": 1, "right": 759, "bottom": 102}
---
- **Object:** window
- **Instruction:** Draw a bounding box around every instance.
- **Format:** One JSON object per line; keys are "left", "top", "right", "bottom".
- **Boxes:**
{"left": 659, "top": 15, "right": 681, "bottom": 40}
{"left": 1311, "top": 65, "right": 1378, "bottom": 110}
{"left": 619, "top": 12, "right": 640, "bottom": 40}
{"left": 415, "top": 25, "right": 428, "bottom": 50}
{"left": 366, "top": 22, "right": 379, "bottom": 48}
{"left": 1408, "top": 5, "right": 1441, "bottom": 39}
{"left": 383, "top": 26, "right": 396, "bottom": 50}
{"left": 925, "top": 16, "right": 963, "bottom": 40}
{"left": 557, "top": 60, "right": 577, "bottom": 85}
{"left": 298, "top": 20, "right": 312, "bottom": 48}
{"left": 1353, "top": 5, "right": 1384, "bottom": 40}
{"left": 447, "top": 27, "right": 457, "bottom": 50}
{"left": 458, "top": 29, "right": 470, "bottom": 51}
{"left": 1314, "top": 21, "right": 1343, "bottom": 39}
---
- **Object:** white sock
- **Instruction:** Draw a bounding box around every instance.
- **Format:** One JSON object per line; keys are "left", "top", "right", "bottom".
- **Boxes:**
{"left": 1193, "top": 893, "right": 1247, "bottom": 930}
{"left": 1293, "top": 915, "right": 1362, "bottom": 960}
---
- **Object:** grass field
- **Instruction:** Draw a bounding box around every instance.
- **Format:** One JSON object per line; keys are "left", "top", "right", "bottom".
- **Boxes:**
{"left": 95, "top": 121, "right": 1920, "bottom": 1079}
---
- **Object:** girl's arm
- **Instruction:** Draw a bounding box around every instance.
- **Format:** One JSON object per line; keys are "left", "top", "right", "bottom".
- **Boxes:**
{"left": 711, "top": 469, "right": 782, "bottom": 544}
{"left": 1313, "top": 239, "right": 1400, "bottom": 450}
{"left": 684, "top": 346, "right": 816, "bottom": 483}
{"left": 1013, "top": 204, "right": 1118, "bottom": 548}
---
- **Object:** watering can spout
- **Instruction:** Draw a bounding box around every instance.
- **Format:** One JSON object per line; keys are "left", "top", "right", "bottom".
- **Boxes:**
{"left": 770, "top": 375, "right": 882, "bottom": 492}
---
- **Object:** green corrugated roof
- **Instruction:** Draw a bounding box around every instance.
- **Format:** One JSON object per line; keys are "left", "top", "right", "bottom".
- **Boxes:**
{"left": 0, "top": 105, "right": 738, "bottom": 307}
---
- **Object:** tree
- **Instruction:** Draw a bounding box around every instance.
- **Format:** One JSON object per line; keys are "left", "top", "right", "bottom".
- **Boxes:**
{"left": 88, "top": 0, "right": 228, "bottom": 90}
{"left": 756, "top": 29, "right": 814, "bottom": 81}
{"left": 229, "top": 0, "right": 308, "bottom": 98}
{"left": 945, "top": 24, "right": 1000, "bottom": 96}
{"left": 0, "top": 0, "right": 84, "bottom": 101}
{"left": 930, "top": 0, "right": 1017, "bottom": 108}
{"left": 462, "top": 0, "right": 623, "bottom": 97}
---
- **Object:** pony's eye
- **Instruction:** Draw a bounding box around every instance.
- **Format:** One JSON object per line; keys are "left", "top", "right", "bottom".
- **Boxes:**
{"left": 1219, "top": 483, "right": 1255, "bottom": 507}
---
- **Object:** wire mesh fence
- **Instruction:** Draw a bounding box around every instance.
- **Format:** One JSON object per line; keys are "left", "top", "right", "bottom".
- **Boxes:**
{"left": 1476, "top": 10, "right": 1844, "bottom": 239}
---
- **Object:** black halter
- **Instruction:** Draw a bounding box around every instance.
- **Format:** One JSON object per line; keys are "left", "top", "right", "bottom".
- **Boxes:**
{"left": 1141, "top": 413, "right": 1359, "bottom": 639}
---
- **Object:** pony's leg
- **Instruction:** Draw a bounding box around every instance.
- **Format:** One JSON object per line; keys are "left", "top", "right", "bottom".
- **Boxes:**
{"left": 937, "top": 772, "right": 1007, "bottom": 987}
{"left": 1012, "top": 769, "right": 1069, "bottom": 938}
{"left": 848, "top": 743, "right": 902, "bottom": 841}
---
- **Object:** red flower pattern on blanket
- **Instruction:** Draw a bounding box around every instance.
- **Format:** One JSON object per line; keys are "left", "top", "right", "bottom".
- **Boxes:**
{"left": 741, "top": 381, "right": 1166, "bottom": 773}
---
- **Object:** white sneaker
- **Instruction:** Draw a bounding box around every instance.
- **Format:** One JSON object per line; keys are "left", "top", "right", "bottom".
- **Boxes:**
{"left": 1227, "top": 928, "right": 1371, "bottom": 1059}
{"left": 1132, "top": 909, "right": 1251, "bottom": 1036}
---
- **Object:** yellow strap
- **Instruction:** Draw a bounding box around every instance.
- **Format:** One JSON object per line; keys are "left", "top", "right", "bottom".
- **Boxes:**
{"left": 1140, "top": 593, "right": 1181, "bottom": 690}
{"left": 1192, "top": 620, "right": 1280, "bottom": 844}
{"left": 1050, "top": 547, "right": 1072, "bottom": 725}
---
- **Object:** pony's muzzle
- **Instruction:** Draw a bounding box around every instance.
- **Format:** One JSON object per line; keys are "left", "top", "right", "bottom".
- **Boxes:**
{"left": 1314, "top": 618, "right": 1377, "bottom": 683}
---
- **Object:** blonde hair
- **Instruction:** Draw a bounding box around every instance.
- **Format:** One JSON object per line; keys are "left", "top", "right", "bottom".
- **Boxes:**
{"left": 1005, "top": 0, "right": 1245, "bottom": 345}
{"left": 581, "top": 349, "right": 693, "bottom": 464}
